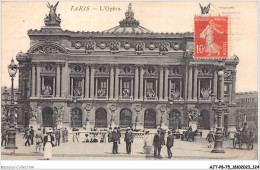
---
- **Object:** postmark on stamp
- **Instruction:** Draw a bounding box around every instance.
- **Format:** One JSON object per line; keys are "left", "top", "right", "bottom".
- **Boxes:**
{"left": 194, "top": 16, "right": 228, "bottom": 59}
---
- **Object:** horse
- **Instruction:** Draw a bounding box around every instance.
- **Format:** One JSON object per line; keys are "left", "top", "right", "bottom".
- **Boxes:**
{"left": 183, "top": 129, "right": 198, "bottom": 142}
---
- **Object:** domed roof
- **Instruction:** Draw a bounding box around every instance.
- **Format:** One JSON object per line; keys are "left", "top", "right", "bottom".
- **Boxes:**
{"left": 104, "top": 3, "right": 152, "bottom": 34}
{"left": 16, "top": 51, "right": 27, "bottom": 58}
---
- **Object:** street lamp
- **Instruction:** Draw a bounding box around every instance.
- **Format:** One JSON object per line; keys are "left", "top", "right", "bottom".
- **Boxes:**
{"left": 5, "top": 59, "right": 18, "bottom": 150}
{"left": 210, "top": 70, "right": 226, "bottom": 153}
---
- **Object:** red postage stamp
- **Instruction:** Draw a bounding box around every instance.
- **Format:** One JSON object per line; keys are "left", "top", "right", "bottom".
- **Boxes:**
{"left": 194, "top": 16, "right": 228, "bottom": 59}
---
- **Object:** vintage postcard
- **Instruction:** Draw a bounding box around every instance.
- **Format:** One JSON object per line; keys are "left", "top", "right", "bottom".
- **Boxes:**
{"left": 1, "top": 1, "right": 258, "bottom": 169}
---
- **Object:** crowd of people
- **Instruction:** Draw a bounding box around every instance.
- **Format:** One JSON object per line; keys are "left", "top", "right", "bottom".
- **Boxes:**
{"left": 3, "top": 124, "right": 255, "bottom": 160}
{"left": 22, "top": 126, "right": 69, "bottom": 160}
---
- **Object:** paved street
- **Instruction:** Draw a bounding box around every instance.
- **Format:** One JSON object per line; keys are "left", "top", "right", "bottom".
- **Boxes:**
{"left": 1, "top": 133, "right": 257, "bottom": 160}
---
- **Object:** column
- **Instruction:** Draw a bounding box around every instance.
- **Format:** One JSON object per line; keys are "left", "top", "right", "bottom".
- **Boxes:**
{"left": 188, "top": 65, "right": 193, "bottom": 100}
{"left": 41, "top": 77, "right": 44, "bottom": 91}
{"left": 61, "top": 62, "right": 68, "bottom": 97}
{"left": 193, "top": 66, "right": 198, "bottom": 100}
{"left": 159, "top": 66, "right": 164, "bottom": 100}
{"left": 220, "top": 71, "right": 225, "bottom": 100}
{"left": 114, "top": 66, "right": 119, "bottom": 99}
{"left": 106, "top": 78, "right": 109, "bottom": 98}
{"left": 213, "top": 69, "right": 218, "bottom": 100}
{"left": 36, "top": 64, "right": 41, "bottom": 97}
{"left": 134, "top": 66, "right": 139, "bottom": 100}
{"left": 229, "top": 83, "right": 232, "bottom": 103}
{"left": 90, "top": 65, "right": 95, "bottom": 98}
{"left": 31, "top": 64, "right": 36, "bottom": 97}
{"left": 198, "top": 79, "right": 201, "bottom": 99}
{"left": 70, "top": 78, "right": 73, "bottom": 96}
{"left": 82, "top": 79, "right": 85, "bottom": 98}
{"left": 53, "top": 77, "right": 55, "bottom": 97}
{"left": 169, "top": 79, "right": 172, "bottom": 97}
{"left": 139, "top": 66, "right": 144, "bottom": 99}
{"left": 120, "top": 78, "right": 122, "bottom": 98}
{"left": 164, "top": 67, "right": 169, "bottom": 100}
{"left": 95, "top": 78, "right": 98, "bottom": 97}
{"left": 131, "top": 78, "right": 133, "bottom": 98}
{"left": 155, "top": 79, "right": 158, "bottom": 98}
{"left": 180, "top": 79, "right": 182, "bottom": 98}
{"left": 56, "top": 64, "right": 61, "bottom": 97}
{"left": 144, "top": 78, "right": 147, "bottom": 99}
{"left": 184, "top": 65, "right": 188, "bottom": 100}
{"left": 231, "top": 71, "right": 236, "bottom": 103}
{"left": 109, "top": 66, "right": 114, "bottom": 99}
{"left": 85, "top": 65, "right": 90, "bottom": 98}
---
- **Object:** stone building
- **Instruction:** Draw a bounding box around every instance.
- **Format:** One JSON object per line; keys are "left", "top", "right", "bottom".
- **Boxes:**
{"left": 236, "top": 91, "right": 258, "bottom": 130}
{"left": 16, "top": 3, "right": 239, "bottom": 130}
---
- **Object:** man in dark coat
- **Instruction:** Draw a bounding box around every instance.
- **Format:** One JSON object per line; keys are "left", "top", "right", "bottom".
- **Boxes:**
{"left": 124, "top": 127, "right": 134, "bottom": 154}
{"left": 112, "top": 127, "right": 119, "bottom": 154}
{"left": 1, "top": 129, "right": 7, "bottom": 147}
{"left": 117, "top": 127, "right": 121, "bottom": 144}
{"left": 166, "top": 131, "right": 174, "bottom": 158}
{"left": 158, "top": 130, "right": 165, "bottom": 158}
{"left": 153, "top": 129, "right": 160, "bottom": 158}
{"left": 24, "top": 129, "right": 31, "bottom": 146}
{"left": 55, "top": 129, "right": 61, "bottom": 146}
{"left": 29, "top": 126, "right": 34, "bottom": 145}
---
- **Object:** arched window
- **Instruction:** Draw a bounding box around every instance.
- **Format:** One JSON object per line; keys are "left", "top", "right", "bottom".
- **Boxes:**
{"left": 42, "top": 107, "right": 54, "bottom": 127}
{"left": 71, "top": 108, "right": 82, "bottom": 128}
{"left": 120, "top": 108, "right": 132, "bottom": 128}
{"left": 198, "top": 110, "right": 210, "bottom": 130}
{"left": 95, "top": 108, "right": 107, "bottom": 128}
{"left": 144, "top": 109, "right": 156, "bottom": 129}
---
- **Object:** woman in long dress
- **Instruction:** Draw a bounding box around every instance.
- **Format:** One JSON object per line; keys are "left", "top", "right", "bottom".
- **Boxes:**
{"left": 143, "top": 131, "right": 153, "bottom": 156}
{"left": 43, "top": 129, "right": 54, "bottom": 160}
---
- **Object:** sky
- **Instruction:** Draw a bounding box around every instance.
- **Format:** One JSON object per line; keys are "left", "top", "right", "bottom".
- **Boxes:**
{"left": 1, "top": 1, "right": 258, "bottom": 92}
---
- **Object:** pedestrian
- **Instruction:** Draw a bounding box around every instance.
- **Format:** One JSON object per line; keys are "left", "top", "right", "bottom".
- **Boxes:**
{"left": 124, "top": 127, "right": 134, "bottom": 154}
{"left": 158, "top": 130, "right": 166, "bottom": 158}
{"left": 64, "top": 128, "right": 68, "bottom": 142}
{"left": 117, "top": 127, "right": 121, "bottom": 144}
{"left": 166, "top": 131, "right": 174, "bottom": 158}
{"left": 24, "top": 129, "right": 31, "bottom": 146}
{"left": 102, "top": 132, "right": 107, "bottom": 143}
{"left": 62, "top": 128, "right": 65, "bottom": 143}
{"left": 29, "top": 126, "right": 34, "bottom": 145}
{"left": 206, "top": 130, "right": 215, "bottom": 148}
{"left": 1, "top": 129, "right": 7, "bottom": 147}
{"left": 108, "top": 127, "right": 112, "bottom": 143}
{"left": 143, "top": 131, "right": 152, "bottom": 155}
{"left": 55, "top": 129, "right": 61, "bottom": 146}
{"left": 153, "top": 129, "right": 160, "bottom": 158}
{"left": 43, "top": 128, "right": 55, "bottom": 160}
{"left": 43, "top": 127, "right": 46, "bottom": 135}
{"left": 35, "top": 128, "right": 43, "bottom": 152}
{"left": 112, "top": 127, "right": 119, "bottom": 154}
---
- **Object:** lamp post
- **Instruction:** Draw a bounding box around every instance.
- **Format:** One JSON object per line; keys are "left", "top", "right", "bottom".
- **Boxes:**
{"left": 5, "top": 59, "right": 18, "bottom": 150}
{"left": 210, "top": 70, "right": 225, "bottom": 153}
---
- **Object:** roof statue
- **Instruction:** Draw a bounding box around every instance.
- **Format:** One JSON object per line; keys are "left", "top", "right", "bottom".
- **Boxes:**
{"left": 104, "top": 3, "right": 152, "bottom": 34}
{"left": 44, "top": 1, "right": 61, "bottom": 26}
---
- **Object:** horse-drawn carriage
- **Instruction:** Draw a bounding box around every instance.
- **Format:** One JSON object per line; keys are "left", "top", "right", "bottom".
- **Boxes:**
{"left": 233, "top": 130, "right": 254, "bottom": 150}
{"left": 181, "top": 129, "right": 198, "bottom": 142}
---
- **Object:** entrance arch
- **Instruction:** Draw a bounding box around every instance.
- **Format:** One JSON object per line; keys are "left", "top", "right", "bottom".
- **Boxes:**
{"left": 42, "top": 107, "right": 54, "bottom": 127}
{"left": 168, "top": 109, "right": 181, "bottom": 129}
{"left": 95, "top": 108, "right": 107, "bottom": 128}
{"left": 71, "top": 107, "right": 82, "bottom": 128}
{"left": 198, "top": 110, "right": 210, "bottom": 130}
{"left": 120, "top": 108, "right": 132, "bottom": 128}
{"left": 144, "top": 109, "right": 156, "bottom": 128}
